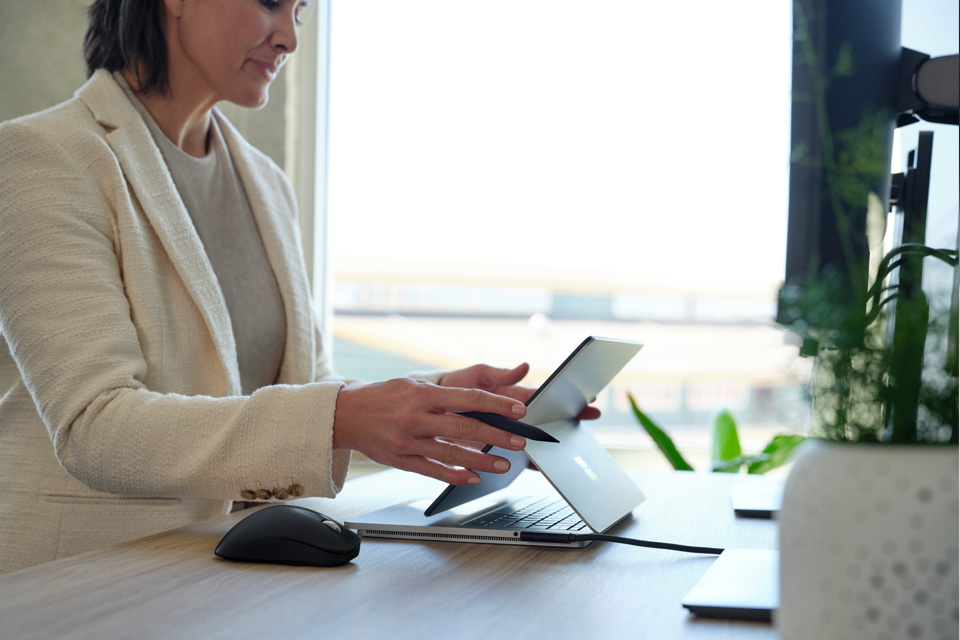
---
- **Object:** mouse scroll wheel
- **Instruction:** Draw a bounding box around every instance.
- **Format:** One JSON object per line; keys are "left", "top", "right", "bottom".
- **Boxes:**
{"left": 322, "top": 520, "right": 342, "bottom": 533}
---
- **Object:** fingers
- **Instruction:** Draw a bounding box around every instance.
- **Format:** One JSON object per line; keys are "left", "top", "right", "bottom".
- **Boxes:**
{"left": 332, "top": 379, "right": 530, "bottom": 486}
{"left": 482, "top": 363, "right": 534, "bottom": 402}
{"left": 440, "top": 362, "right": 530, "bottom": 391}
{"left": 391, "top": 455, "right": 496, "bottom": 486}
{"left": 420, "top": 438, "right": 513, "bottom": 475}
{"left": 495, "top": 362, "right": 530, "bottom": 386}
{"left": 578, "top": 406, "right": 602, "bottom": 421}
{"left": 427, "top": 410, "right": 527, "bottom": 452}
{"left": 374, "top": 437, "right": 515, "bottom": 486}
{"left": 428, "top": 384, "right": 527, "bottom": 420}
{"left": 405, "top": 411, "right": 526, "bottom": 485}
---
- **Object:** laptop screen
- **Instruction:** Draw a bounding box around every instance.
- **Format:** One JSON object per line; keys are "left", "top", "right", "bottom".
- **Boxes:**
{"left": 424, "top": 336, "right": 645, "bottom": 533}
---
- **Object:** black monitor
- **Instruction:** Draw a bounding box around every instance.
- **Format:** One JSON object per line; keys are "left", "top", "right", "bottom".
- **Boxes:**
{"left": 776, "top": 0, "right": 903, "bottom": 353}
{"left": 776, "top": 0, "right": 959, "bottom": 441}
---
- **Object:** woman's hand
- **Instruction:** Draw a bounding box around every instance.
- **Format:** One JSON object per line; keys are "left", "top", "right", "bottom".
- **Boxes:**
{"left": 438, "top": 363, "right": 534, "bottom": 402}
{"left": 332, "top": 377, "right": 529, "bottom": 486}
{"left": 439, "top": 363, "right": 602, "bottom": 421}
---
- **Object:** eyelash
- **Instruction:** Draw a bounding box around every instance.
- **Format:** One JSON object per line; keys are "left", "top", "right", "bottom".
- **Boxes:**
{"left": 259, "top": 0, "right": 309, "bottom": 26}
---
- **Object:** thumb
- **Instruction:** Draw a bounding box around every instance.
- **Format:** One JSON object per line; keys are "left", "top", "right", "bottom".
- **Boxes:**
{"left": 493, "top": 362, "right": 529, "bottom": 386}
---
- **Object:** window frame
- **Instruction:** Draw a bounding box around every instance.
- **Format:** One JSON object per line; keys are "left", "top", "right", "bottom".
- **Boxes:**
{"left": 286, "top": 0, "right": 333, "bottom": 333}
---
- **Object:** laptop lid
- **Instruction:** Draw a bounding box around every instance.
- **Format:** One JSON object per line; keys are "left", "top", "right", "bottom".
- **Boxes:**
{"left": 423, "top": 336, "right": 645, "bottom": 533}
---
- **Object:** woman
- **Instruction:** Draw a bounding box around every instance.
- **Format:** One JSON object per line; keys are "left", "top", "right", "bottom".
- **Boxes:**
{"left": 0, "top": 0, "right": 569, "bottom": 573}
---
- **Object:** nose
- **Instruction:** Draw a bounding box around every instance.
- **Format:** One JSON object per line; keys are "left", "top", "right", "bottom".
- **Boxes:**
{"left": 270, "top": 9, "right": 299, "bottom": 55}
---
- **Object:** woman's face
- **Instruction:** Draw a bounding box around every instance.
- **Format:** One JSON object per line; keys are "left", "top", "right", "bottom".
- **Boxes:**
{"left": 165, "top": 0, "right": 309, "bottom": 108}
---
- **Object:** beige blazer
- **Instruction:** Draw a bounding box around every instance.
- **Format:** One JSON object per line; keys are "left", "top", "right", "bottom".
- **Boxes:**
{"left": 0, "top": 70, "right": 352, "bottom": 573}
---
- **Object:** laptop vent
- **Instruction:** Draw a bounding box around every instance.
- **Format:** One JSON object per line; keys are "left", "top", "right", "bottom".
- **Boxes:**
{"left": 363, "top": 529, "right": 514, "bottom": 542}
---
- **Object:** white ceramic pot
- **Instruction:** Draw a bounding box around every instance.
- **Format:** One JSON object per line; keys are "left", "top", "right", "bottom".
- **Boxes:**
{"left": 778, "top": 439, "right": 959, "bottom": 640}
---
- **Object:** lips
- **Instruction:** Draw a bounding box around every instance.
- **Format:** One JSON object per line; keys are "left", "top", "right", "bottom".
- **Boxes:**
{"left": 250, "top": 59, "right": 280, "bottom": 80}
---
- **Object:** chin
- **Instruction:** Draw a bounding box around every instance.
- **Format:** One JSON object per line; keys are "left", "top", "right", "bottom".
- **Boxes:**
{"left": 230, "top": 87, "right": 271, "bottom": 110}
{"left": 248, "top": 94, "right": 271, "bottom": 110}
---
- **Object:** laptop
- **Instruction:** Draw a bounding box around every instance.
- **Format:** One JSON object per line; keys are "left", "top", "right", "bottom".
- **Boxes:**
{"left": 346, "top": 336, "right": 646, "bottom": 548}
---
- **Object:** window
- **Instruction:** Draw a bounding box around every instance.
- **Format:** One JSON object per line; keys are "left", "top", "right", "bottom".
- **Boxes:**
{"left": 325, "top": 0, "right": 810, "bottom": 466}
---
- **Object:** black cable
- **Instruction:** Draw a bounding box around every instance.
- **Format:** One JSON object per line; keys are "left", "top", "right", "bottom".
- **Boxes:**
{"left": 520, "top": 531, "right": 724, "bottom": 555}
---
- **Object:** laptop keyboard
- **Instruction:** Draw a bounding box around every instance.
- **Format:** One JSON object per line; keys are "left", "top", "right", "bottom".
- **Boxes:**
{"left": 463, "top": 497, "right": 589, "bottom": 532}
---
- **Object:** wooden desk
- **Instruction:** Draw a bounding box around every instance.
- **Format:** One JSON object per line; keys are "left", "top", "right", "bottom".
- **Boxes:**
{"left": 0, "top": 470, "right": 779, "bottom": 639}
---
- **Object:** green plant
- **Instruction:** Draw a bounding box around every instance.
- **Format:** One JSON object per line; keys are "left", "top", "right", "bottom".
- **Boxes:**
{"left": 627, "top": 393, "right": 806, "bottom": 474}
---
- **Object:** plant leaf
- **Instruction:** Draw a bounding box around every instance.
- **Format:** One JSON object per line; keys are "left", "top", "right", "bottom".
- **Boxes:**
{"left": 711, "top": 455, "right": 750, "bottom": 473}
{"left": 711, "top": 410, "right": 742, "bottom": 473}
{"left": 746, "top": 435, "right": 807, "bottom": 474}
{"left": 627, "top": 393, "right": 694, "bottom": 471}
{"left": 831, "top": 41, "right": 855, "bottom": 78}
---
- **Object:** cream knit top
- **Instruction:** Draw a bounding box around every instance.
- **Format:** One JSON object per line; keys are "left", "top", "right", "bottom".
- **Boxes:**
{"left": 117, "top": 74, "right": 286, "bottom": 394}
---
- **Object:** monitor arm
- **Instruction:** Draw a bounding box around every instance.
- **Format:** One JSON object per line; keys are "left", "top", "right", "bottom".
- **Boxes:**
{"left": 896, "top": 49, "right": 959, "bottom": 127}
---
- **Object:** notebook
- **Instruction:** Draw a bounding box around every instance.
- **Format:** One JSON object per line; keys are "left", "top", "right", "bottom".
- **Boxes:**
{"left": 682, "top": 549, "right": 779, "bottom": 622}
{"left": 346, "top": 336, "right": 645, "bottom": 547}
{"left": 729, "top": 482, "right": 783, "bottom": 519}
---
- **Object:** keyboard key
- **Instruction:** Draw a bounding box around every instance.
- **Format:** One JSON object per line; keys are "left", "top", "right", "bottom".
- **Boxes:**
{"left": 464, "top": 498, "right": 585, "bottom": 532}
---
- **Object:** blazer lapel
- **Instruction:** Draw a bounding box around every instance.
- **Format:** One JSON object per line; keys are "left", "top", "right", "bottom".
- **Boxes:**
{"left": 216, "top": 111, "right": 315, "bottom": 385}
{"left": 75, "top": 71, "right": 241, "bottom": 394}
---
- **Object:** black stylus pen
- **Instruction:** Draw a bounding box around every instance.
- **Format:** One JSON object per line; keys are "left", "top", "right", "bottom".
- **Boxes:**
{"left": 456, "top": 411, "right": 559, "bottom": 443}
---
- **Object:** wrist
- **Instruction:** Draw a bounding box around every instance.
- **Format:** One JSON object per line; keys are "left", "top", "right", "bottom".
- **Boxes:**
{"left": 332, "top": 386, "right": 354, "bottom": 450}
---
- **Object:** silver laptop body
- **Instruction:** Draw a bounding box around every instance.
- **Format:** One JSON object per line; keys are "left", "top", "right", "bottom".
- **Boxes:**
{"left": 346, "top": 336, "right": 646, "bottom": 548}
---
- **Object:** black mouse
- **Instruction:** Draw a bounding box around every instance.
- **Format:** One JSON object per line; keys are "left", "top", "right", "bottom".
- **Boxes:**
{"left": 215, "top": 504, "right": 361, "bottom": 567}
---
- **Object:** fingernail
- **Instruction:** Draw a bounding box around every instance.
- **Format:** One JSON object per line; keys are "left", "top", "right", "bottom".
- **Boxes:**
{"left": 467, "top": 475, "right": 481, "bottom": 485}
{"left": 512, "top": 404, "right": 526, "bottom": 417}
{"left": 510, "top": 436, "right": 526, "bottom": 448}
{"left": 494, "top": 459, "right": 510, "bottom": 472}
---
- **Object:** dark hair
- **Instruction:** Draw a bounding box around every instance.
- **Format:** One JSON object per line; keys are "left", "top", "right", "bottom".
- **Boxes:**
{"left": 83, "top": 0, "right": 169, "bottom": 96}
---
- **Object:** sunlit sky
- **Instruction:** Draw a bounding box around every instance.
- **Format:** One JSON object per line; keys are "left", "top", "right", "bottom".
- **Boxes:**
{"left": 327, "top": 0, "right": 958, "bottom": 288}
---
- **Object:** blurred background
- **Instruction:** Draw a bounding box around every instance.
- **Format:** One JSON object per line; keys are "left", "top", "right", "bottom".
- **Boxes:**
{"left": 2, "top": 0, "right": 956, "bottom": 473}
